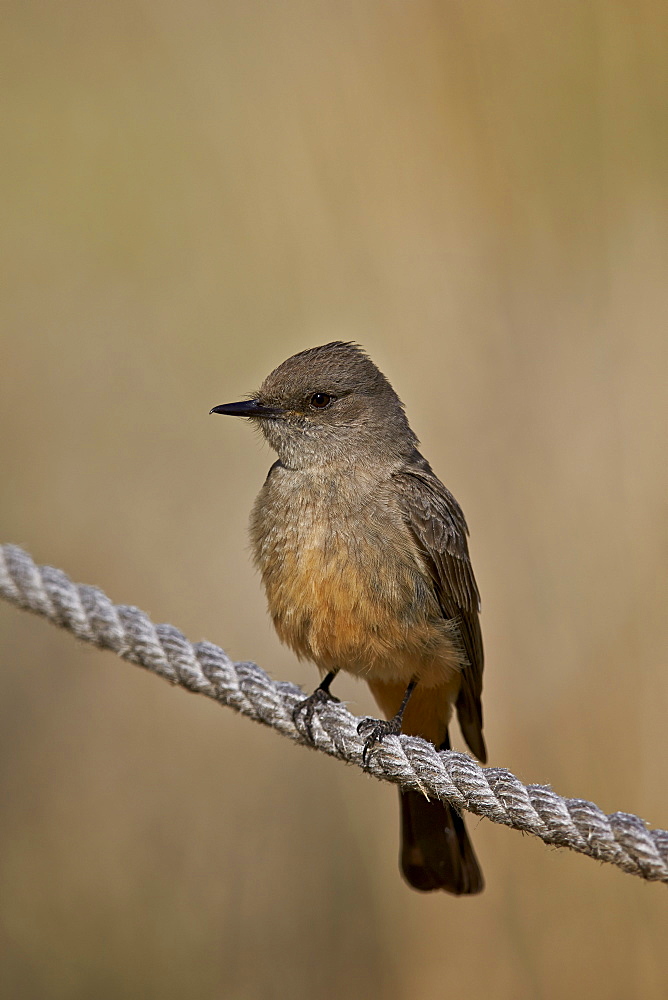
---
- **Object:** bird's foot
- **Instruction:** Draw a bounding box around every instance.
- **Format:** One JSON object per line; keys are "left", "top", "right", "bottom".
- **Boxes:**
{"left": 292, "top": 685, "right": 340, "bottom": 744}
{"left": 357, "top": 715, "right": 403, "bottom": 766}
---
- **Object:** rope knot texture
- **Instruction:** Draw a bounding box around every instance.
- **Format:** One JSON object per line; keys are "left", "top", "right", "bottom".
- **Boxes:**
{"left": 1, "top": 543, "right": 666, "bottom": 884}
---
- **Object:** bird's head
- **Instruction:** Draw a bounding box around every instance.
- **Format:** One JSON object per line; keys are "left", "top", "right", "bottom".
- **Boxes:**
{"left": 210, "top": 342, "right": 418, "bottom": 470}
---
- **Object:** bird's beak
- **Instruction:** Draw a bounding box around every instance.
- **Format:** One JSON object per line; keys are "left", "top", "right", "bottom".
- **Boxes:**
{"left": 209, "top": 399, "right": 282, "bottom": 418}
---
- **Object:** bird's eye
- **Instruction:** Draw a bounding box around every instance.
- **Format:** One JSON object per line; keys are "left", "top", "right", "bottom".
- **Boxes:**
{"left": 309, "top": 392, "right": 334, "bottom": 410}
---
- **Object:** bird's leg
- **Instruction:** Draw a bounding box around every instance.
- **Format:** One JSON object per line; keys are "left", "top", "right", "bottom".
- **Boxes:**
{"left": 292, "top": 670, "right": 340, "bottom": 743}
{"left": 357, "top": 678, "right": 418, "bottom": 765}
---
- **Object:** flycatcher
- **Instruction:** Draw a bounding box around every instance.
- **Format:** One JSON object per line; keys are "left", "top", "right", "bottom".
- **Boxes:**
{"left": 211, "top": 342, "right": 486, "bottom": 894}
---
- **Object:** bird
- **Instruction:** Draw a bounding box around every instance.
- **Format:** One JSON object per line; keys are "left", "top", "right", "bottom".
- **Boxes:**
{"left": 210, "top": 341, "right": 486, "bottom": 893}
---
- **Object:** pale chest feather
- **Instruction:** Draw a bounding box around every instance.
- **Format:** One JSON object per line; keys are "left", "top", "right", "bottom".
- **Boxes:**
{"left": 249, "top": 467, "right": 461, "bottom": 682}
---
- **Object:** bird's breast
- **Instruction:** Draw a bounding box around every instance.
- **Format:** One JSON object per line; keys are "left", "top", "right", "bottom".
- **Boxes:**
{"left": 249, "top": 469, "right": 461, "bottom": 684}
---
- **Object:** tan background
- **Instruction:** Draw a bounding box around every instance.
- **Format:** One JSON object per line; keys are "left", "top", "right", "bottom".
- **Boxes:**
{"left": 1, "top": 2, "right": 667, "bottom": 998}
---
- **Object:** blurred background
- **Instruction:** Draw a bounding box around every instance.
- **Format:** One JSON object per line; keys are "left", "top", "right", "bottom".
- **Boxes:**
{"left": 1, "top": 2, "right": 667, "bottom": 997}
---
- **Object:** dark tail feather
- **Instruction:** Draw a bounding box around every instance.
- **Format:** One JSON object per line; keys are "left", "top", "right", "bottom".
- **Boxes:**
{"left": 400, "top": 790, "right": 484, "bottom": 894}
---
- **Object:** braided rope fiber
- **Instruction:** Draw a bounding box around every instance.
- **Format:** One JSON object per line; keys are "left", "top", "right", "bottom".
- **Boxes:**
{"left": 1, "top": 543, "right": 666, "bottom": 884}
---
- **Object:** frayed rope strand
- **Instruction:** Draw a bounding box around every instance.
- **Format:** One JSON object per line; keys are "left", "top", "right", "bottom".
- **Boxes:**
{"left": 1, "top": 543, "right": 666, "bottom": 884}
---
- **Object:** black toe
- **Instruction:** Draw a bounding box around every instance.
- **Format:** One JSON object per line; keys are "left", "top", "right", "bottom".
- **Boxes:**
{"left": 357, "top": 716, "right": 402, "bottom": 764}
{"left": 293, "top": 687, "right": 339, "bottom": 743}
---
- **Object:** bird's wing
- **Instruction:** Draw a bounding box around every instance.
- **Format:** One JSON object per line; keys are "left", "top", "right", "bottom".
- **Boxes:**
{"left": 392, "top": 461, "right": 486, "bottom": 762}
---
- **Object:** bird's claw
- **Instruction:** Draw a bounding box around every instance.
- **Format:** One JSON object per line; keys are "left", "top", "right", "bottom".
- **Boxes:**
{"left": 292, "top": 687, "right": 340, "bottom": 744}
{"left": 357, "top": 716, "right": 402, "bottom": 765}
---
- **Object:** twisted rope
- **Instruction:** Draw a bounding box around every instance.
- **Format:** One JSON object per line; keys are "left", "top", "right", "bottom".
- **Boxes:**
{"left": 1, "top": 543, "right": 666, "bottom": 884}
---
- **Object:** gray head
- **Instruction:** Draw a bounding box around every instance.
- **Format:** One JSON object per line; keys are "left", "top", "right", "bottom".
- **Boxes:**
{"left": 211, "top": 342, "right": 419, "bottom": 470}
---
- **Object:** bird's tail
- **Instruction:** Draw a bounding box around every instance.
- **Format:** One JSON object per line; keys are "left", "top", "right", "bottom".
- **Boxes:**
{"left": 399, "top": 789, "right": 484, "bottom": 894}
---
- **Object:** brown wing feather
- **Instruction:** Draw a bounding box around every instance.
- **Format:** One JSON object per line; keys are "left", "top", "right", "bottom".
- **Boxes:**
{"left": 393, "top": 458, "right": 486, "bottom": 763}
